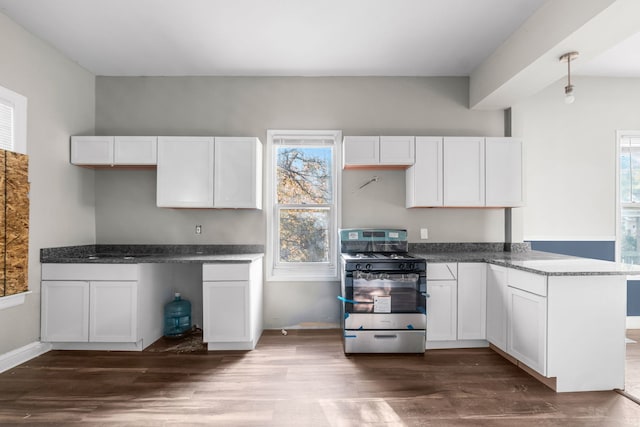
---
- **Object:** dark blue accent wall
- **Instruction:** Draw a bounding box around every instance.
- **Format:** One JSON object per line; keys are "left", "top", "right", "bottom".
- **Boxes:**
{"left": 528, "top": 240, "right": 640, "bottom": 316}
{"left": 529, "top": 241, "right": 615, "bottom": 262}
{"left": 628, "top": 281, "right": 640, "bottom": 316}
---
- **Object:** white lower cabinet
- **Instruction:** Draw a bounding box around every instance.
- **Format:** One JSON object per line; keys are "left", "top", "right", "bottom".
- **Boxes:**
{"left": 426, "top": 280, "right": 457, "bottom": 341}
{"left": 426, "top": 262, "right": 488, "bottom": 348}
{"left": 41, "top": 281, "right": 90, "bottom": 342}
{"left": 507, "top": 286, "right": 547, "bottom": 375}
{"left": 202, "top": 259, "right": 263, "bottom": 350}
{"left": 486, "top": 264, "right": 508, "bottom": 352}
{"left": 41, "top": 264, "right": 148, "bottom": 351}
{"left": 89, "top": 281, "right": 138, "bottom": 342}
{"left": 457, "top": 263, "right": 486, "bottom": 340}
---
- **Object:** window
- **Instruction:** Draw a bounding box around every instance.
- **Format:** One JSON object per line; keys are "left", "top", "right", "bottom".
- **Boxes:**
{"left": 617, "top": 131, "right": 640, "bottom": 264}
{"left": 266, "top": 130, "right": 341, "bottom": 281}
{"left": 0, "top": 84, "right": 27, "bottom": 154}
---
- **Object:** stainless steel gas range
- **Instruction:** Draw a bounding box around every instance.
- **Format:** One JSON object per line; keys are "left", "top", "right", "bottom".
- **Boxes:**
{"left": 338, "top": 229, "right": 427, "bottom": 353}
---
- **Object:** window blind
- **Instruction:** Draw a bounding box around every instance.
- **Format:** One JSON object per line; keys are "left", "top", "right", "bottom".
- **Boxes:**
{"left": 0, "top": 99, "right": 14, "bottom": 151}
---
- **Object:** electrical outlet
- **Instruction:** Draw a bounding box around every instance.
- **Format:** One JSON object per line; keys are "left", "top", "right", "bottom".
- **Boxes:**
{"left": 420, "top": 228, "right": 428, "bottom": 239}
{"left": 195, "top": 225, "right": 202, "bottom": 235}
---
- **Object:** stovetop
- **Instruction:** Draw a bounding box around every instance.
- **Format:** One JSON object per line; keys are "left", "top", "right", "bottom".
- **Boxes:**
{"left": 341, "top": 252, "right": 419, "bottom": 261}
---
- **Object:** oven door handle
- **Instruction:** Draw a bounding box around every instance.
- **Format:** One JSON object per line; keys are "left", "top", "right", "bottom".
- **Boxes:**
{"left": 337, "top": 296, "right": 364, "bottom": 304}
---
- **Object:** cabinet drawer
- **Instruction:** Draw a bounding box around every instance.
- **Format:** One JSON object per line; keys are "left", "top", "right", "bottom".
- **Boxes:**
{"left": 427, "top": 263, "right": 457, "bottom": 280}
{"left": 507, "top": 268, "right": 547, "bottom": 296}
{"left": 42, "top": 264, "right": 138, "bottom": 281}
{"left": 203, "top": 263, "right": 250, "bottom": 281}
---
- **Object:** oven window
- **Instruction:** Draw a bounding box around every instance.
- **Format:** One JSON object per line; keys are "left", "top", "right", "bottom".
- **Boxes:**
{"left": 349, "top": 274, "right": 425, "bottom": 313}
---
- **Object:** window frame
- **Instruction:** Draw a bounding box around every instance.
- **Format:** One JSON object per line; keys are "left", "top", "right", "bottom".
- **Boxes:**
{"left": 616, "top": 130, "right": 640, "bottom": 265}
{"left": 0, "top": 84, "right": 27, "bottom": 155}
{"left": 266, "top": 129, "right": 342, "bottom": 281}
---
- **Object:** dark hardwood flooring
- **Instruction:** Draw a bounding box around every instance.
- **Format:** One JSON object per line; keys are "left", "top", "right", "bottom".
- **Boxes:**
{"left": 2, "top": 329, "right": 640, "bottom": 426}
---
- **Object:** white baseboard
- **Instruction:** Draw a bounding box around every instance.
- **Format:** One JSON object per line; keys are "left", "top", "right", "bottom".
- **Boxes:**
{"left": 0, "top": 341, "right": 52, "bottom": 374}
{"left": 627, "top": 316, "right": 640, "bottom": 329}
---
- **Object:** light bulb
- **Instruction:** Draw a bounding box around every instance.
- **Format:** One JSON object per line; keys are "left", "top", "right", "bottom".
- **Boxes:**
{"left": 564, "top": 85, "right": 575, "bottom": 104}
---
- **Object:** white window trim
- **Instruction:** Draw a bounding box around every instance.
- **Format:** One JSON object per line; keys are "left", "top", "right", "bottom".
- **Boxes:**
{"left": 615, "top": 130, "right": 640, "bottom": 263}
{"left": 266, "top": 129, "right": 342, "bottom": 282}
{"left": 0, "top": 84, "right": 27, "bottom": 155}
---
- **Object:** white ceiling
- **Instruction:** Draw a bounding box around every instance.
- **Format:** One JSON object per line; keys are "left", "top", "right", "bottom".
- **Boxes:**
{"left": 0, "top": 0, "right": 558, "bottom": 77}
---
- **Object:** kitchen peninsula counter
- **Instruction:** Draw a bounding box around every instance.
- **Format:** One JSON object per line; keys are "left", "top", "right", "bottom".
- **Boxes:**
{"left": 409, "top": 244, "right": 640, "bottom": 276}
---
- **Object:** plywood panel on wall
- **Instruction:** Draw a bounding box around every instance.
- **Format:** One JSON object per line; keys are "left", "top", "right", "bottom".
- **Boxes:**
{"left": 0, "top": 150, "right": 29, "bottom": 297}
{"left": 0, "top": 149, "right": 5, "bottom": 293}
{"left": 5, "top": 151, "right": 29, "bottom": 296}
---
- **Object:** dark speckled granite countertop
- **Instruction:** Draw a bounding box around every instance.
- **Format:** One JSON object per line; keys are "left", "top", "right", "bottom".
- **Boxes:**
{"left": 408, "top": 243, "right": 640, "bottom": 276}
{"left": 41, "top": 244, "right": 264, "bottom": 264}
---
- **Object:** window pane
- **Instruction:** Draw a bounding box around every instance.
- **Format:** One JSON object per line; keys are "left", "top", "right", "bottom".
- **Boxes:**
{"left": 279, "top": 208, "right": 330, "bottom": 263}
{"left": 277, "top": 146, "right": 332, "bottom": 204}
{"left": 620, "top": 144, "right": 640, "bottom": 203}
{"left": 621, "top": 207, "right": 640, "bottom": 264}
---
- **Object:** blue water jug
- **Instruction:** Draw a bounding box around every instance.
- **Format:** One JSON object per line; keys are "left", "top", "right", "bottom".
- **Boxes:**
{"left": 163, "top": 292, "right": 192, "bottom": 338}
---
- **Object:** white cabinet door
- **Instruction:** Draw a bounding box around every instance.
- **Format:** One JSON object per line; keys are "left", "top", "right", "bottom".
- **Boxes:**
{"left": 343, "top": 136, "right": 379, "bottom": 167}
{"left": 379, "top": 136, "right": 414, "bottom": 165}
{"left": 406, "top": 137, "right": 443, "bottom": 207}
{"left": 443, "top": 137, "right": 485, "bottom": 206}
{"left": 114, "top": 136, "right": 157, "bottom": 165}
{"left": 426, "top": 280, "right": 457, "bottom": 341}
{"left": 71, "top": 136, "right": 114, "bottom": 165}
{"left": 486, "top": 264, "right": 508, "bottom": 351}
{"left": 214, "top": 137, "right": 262, "bottom": 209}
{"left": 485, "top": 137, "right": 523, "bottom": 207}
{"left": 457, "top": 263, "right": 487, "bottom": 340}
{"left": 89, "top": 281, "right": 138, "bottom": 343}
{"left": 41, "top": 281, "right": 89, "bottom": 342}
{"left": 507, "top": 286, "right": 547, "bottom": 375}
{"left": 157, "top": 136, "right": 215, "bottom": 207}
{"left": 203, "top": 281, "right": 250, "bottom": 342}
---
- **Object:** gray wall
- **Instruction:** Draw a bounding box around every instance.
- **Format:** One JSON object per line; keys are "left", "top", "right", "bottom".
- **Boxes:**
{"left": 95, "top": 76, "right": 504, "bottom": 328}
{"left": 0, "top": 12, "right": 96, "bottom": 354}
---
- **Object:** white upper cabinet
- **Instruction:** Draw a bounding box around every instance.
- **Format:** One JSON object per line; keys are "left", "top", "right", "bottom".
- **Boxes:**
{"left": 343, "top": 136, "right": 379, "bottom": 167}
{"left": 157, "top": 136, "right": 215, "bottom": 208}
{"left": 214, "top": 137, "right": 262, "bottom": 209}
{"left": 407, "top": 136, "right": 523, "bottom": 208}
{"left": 485, "top": 137, "right": 524, "bottom": 207}
{"left": 71, "top": 136, "right": 114, "bottom": 165}
{"left": 343, "top": 136, "right": 414, "bottom": 168}
{"left": 406, "top": 137, "right": 443, "bottom": 207}
{"left": 443, "top": 137, "right": 485, "bottom": 206}
{"left": 71, "top": 136, "right": 157, "bottom": 166}
{"left": 157, "top": 136, "right": 263, "bottom": 209}
{"left": 379, "top": 136, "right": 415, "bottom": 165}
{"left": 113, "top": 136, "right": 157, "bottom": 165}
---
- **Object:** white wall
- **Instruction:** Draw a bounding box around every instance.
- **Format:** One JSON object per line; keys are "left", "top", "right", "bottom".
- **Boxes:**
{"left": 94, "top": 76, "right": 504, "bottom": 328}
{"left": 512, "top": 76, "right": 640, "bottom": 241}
{"left": 0, "top": 12, "right": 96, "bottom": 354}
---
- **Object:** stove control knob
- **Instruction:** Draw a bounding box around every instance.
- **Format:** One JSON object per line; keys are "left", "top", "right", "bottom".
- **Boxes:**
{"left": 365, "top": 264, "right": 371, "bottom": 271}
{"left": 399, "top": 263, "right": 405, "bottom": 270}
{"left": 408, "top": 263, "right": 414, "bottom": 270}
{"left": 355, "top": 264, "right": 362, "bottom": 270}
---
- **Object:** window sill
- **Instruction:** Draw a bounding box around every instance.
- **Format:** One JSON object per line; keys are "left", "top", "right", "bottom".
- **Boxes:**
{"left": 268, "top": 268, "right": 339, "bottom": 282}
{"left": 0, "top": 291, "right": 31, "bottom": 311}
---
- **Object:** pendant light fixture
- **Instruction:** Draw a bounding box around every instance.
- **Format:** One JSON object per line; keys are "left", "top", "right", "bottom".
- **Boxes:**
{"left": 559, "top": 51, "right": 579, "bottom": 104}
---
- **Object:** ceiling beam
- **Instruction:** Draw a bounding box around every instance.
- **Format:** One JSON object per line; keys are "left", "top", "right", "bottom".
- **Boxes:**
{"left": 469, "top": 0, "right": 640, "bottom": 110}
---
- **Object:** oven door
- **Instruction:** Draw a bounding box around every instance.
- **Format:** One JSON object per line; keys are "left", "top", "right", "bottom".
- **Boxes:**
{"left": 342, "top": 271, "right": 426, "bottom": 330}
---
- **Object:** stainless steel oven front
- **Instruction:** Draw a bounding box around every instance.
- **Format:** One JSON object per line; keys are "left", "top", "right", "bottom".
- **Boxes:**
{"left": 339, "top": 229, "right": 427, "bottom": 353}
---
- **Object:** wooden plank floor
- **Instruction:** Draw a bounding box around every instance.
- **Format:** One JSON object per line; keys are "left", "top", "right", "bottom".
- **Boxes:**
{"left": 2, "top": 329, "right": 640, "bottom": 426}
